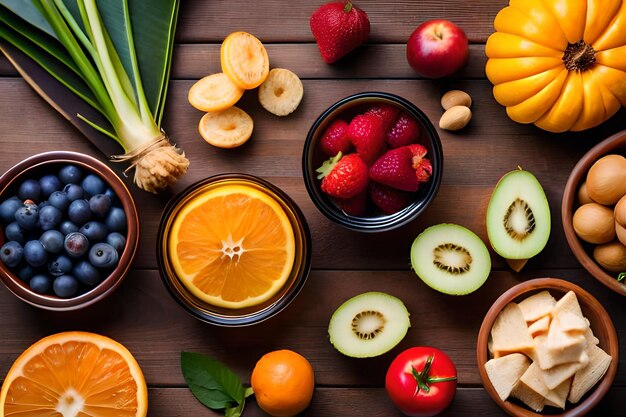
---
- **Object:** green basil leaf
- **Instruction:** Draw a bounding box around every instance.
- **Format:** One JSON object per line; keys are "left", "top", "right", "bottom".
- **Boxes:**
{"left": 181, "top": 352, "right": 246, "bottom": 411}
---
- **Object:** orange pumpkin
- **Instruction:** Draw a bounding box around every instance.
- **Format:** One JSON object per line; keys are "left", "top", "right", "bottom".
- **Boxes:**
{"left": 485, "top": 0, "right": 626, "bottom": 132}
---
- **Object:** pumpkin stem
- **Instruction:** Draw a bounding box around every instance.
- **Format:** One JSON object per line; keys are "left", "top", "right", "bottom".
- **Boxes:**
{"left": 562, "top": 41, "right": 596, "bottom": 72}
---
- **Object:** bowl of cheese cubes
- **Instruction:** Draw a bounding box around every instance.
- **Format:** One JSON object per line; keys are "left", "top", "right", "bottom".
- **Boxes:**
{"left": 477, "top": 278, "right": 618, "bottom": 416}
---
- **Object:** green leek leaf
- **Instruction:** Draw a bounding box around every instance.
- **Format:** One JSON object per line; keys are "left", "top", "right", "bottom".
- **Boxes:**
{"left": 0, "top": 0, "right": 56, "bottom": 38}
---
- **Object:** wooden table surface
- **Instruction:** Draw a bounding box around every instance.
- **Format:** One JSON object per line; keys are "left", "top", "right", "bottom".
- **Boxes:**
{"left": 0, "top": 1, "right": 625, "bottom": 416}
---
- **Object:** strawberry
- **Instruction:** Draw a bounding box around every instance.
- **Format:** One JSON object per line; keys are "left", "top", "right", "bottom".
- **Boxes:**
{"left": 369, "top": 144, "right": 433, "bottom": 192}
{"left": 320, "top": 119, "right": 352, "bottom": 156}
{"left": 386, "top": 112, "right": 421, "bottom": 148}
{"left": 348, "top": 114, "right": 386, "bottom": 165}
{"left": 310, "top": 1, "right": 370, "bottom": 64}
{"left": 334, "top": 190, "right": 367, "bottom": 216}
{"left": 369, "top": 182, "right": 413, "bottom": 215}
{"left": 317, "top": 152, "right": 368, "bottom": 199}
{"left": 365, "top": 104, "right": 400, "bottom": 132}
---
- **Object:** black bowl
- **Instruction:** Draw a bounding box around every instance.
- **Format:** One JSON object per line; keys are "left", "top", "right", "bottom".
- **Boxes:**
{"left": 302, "top": 92, "right": 443, "bottom": 232}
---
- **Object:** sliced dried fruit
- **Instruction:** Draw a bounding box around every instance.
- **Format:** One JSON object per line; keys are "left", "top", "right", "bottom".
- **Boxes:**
{"left": 0, "top": 331, "right": 147, "bottom": 417}
{"left": 221, "top": 31, "right": 270, "bottom": 89}
{"left": 188, "top": 72, "right": 244, "bottom": 112}
{"left": 198, "top": 106, "right": 254, "bottom": 148}
{"left": 259, "top": 68, "right": 304, "bottom": 116}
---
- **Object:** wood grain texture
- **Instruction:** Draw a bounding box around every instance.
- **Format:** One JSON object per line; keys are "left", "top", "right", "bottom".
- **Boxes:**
{"left": 148, "top": 387, "right": 625, "bottom": 417}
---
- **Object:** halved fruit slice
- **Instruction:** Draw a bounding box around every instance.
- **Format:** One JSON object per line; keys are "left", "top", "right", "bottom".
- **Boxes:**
{"left": 168, "top": 183, "right": 296, "bottom": 309}
{"left": 221, "top": 31, "right": 270, "bottom": 89}
{"left": 328, "top": 292, "right": 410, "bottom": 358}
{"left": 0, "top": 331, "right": 147, "bottom": 417}
{"left": 198, "top": 106, "right": 254, "bottom": 148}
{"left": 411, "top": 223, "right": 491, "bottom": 295}
{"left": 188, "top": 72, "right": 244, "bottom": 112}
{"left": 486, "top": 169, "right": 551, "bottom": 261}
{"left": 258, "top": 68, "right": 304, "bottom": 116}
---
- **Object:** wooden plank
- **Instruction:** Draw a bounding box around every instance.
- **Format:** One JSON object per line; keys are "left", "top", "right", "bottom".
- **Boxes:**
{"left": 0, "top": 269, "right": 622, "bottom": 388}
{"left": 177, "top": 0, "right": 502, "bottom": 43}
{"left": 149, "top": 386, "right": 625, "bottom": 417}
{"left": 0, "top": 78, "right": 624, "bottom": 270}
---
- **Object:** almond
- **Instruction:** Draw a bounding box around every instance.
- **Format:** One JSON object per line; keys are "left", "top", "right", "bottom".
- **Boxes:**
{"left": 439, "top": 105, "right": 472, "bottom": 131}
{"left": 441, "top": 90, "right": 472, "bottom": 110}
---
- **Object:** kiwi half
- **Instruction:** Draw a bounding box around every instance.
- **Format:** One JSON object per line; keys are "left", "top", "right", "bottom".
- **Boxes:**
{"left": 328, "top": 292, "right": 410, "bottom": 358}
{"left": 411, "top": 223, "right": 491, "bottom": 295}
{"left": 486, "top": 169, "right": 550, "bottom": 260}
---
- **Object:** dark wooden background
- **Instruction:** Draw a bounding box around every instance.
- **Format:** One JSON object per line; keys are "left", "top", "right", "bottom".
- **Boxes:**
{"left": 0, "top": 1, "right": 624, "bottom": 416}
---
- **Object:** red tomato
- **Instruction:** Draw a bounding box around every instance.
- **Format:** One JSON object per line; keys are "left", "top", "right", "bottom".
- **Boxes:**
{"left": 385, "top": 347, "right": 457, "bottom": 417}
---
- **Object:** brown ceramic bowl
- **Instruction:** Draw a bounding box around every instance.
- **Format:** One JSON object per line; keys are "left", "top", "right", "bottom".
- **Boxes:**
{"left": 0, "top": 151, "right": 139, "bottom": 311}
{"left": 562, "top": 130, "right": 626, "bottom": 296}
{"left": 477, "top": 278, "right": 618, "bottom": 417}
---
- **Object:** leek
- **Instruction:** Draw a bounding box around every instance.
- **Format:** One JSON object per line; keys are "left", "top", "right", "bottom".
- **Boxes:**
{"left": 0, "top": 0, "right": 188, "bottom": 193}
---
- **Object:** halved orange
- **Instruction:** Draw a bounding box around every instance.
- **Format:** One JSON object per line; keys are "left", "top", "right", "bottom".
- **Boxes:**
{"left": 168, "top": 184, "right": 296, "bottom": 309}
{"left": 188, "top": 72, "right": 244, "bottom": 112}
{"left": 221, "top": 31, "right": 270, "bottom": 89}
{"left": 0, "top": 331, "right": 147, "bottom": 417}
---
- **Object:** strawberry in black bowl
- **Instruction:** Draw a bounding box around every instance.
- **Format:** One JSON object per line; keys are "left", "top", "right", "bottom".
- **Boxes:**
{"left": 302, "top": 92, "right": 443, "bottom": 232}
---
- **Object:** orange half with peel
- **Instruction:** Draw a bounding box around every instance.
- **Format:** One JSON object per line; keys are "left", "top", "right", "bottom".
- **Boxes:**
{"left": 168, "top": 183, "right": 296, "bottom": 309}
{"left": 0, "top": 331, "right": 147, "bottom": 417}
{"left": 221, "top": 31, "right": 270, "bottom": 89}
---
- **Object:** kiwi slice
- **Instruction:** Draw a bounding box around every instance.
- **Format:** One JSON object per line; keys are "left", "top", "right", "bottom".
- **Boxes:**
{"left": 486, "top": 169, "right": 550, "bottom": 260}
{"left": 411, "top": 223, "right": 491, "bottom": 295}
{"left": 328, "top": 292, "right": 410, "bottom": 358}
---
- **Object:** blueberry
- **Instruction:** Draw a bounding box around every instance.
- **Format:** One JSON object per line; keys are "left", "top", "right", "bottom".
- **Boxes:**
{"left": 0, "top": 197, "right": 23, "bottom": 224}
{"left": 39, "top": 230, "right": 64, "bottom": 253}
{"left": 73, "top": 260, "right": 100, "bottom": 286}
{"left": 59, "top": 221, "right": 79, "bottom": 235}
{"left": 48, "top": 191, "right": 70, "bottom": 211}
{"left": 89, "top": 194, "right": 112, "bottom": 217}
{"left": 17, "top": 264, "right": 34, "bottom": 282}
{"left": 38, "top": 205, "right": 62, "bottom": 231}
{"left": 68, "top": 199, "right": 91, "bottom": 225}
{"left": 59, "top": 165, "right": 83, "bottom": 185}
{"left": 0, "top": 241, "right": 23, "bottom": 267}
{"left": 5, "top": 222, "right": 27, "bottom": 244}
{"left": 18, "top": 179, "right": 41, "bottom": 202}
{"left": 53, "top": 275, "right": 78, "bottom": 298}
{"left": 105, "top": 207, "right": 126, "bottom": 233}
{"left": 63, "top": 184, "right": 84, "bottom": 202}
{"left": 88, "top": 243, "right": 118, "bottom": 268}
{"left": 64, "top": 232, "right": 89, "bottom": 258}
{"left": 14, "top": 204, "right": 39, "bottom": 230}
{"left": 48, "top": 255, "right": 73, "bottom": 276}
{"left": 79, "top": 221, "right": 108, "bottom": 243}
{"left": 104, "top": 188, "right": 117, "bottom": 204}
{"left": 106, "top": 232, "right": 126, "bottom": 254}
{"left": 81, "top": 174, "right": 106, "bottom": 198}
{"left": 24, "top": 240, "right": 47, "bottom": 267}
{"left": 30, "top": 274, "right": 51, "bottom": 294}
{"left": 39, "top": 175, "right": 62, "bottom": 198}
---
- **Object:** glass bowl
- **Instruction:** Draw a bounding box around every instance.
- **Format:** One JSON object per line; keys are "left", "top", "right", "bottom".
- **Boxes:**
{"left": 0, "top": 151, "right": 139, "bottom": 311}
{"left": 157, "top": 173, "right": 312, "bottom": 326}
{"left": 302, "top": 92, "right": 443, "bottom": 232}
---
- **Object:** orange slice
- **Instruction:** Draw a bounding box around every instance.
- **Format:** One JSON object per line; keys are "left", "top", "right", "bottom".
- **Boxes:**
{"left": 188, "top": 72, "right": 244, "bottom": 112}
{"left": 0, "top": 331, "right": 147, "bottom": 417}
{"left": 198, "top": 106, "right": 254, "bottom": 148}
{"left": 221, "top": 31, "right": 270, "bottom": 89}
{"left": 168, "top": 183, "right": 296, "bottom": 309}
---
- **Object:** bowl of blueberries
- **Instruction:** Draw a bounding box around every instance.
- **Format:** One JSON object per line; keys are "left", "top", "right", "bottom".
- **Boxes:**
{"left": 0, "top": 151, "right": 139, "bottom": 310}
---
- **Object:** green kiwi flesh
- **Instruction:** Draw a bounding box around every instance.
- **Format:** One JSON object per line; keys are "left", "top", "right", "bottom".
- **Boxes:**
{"left": 486, "top": 169, "right": 551, "bottom": 260}
{"left": 411, "top": 223, "right": 491, "bottom": 295}
{"left": 328, "top": 292, "right": 410, "bottom": 358}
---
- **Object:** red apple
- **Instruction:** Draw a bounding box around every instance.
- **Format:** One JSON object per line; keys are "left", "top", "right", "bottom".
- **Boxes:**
{"left": 406, "top": 19, "right": 469, "bottom": 79}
